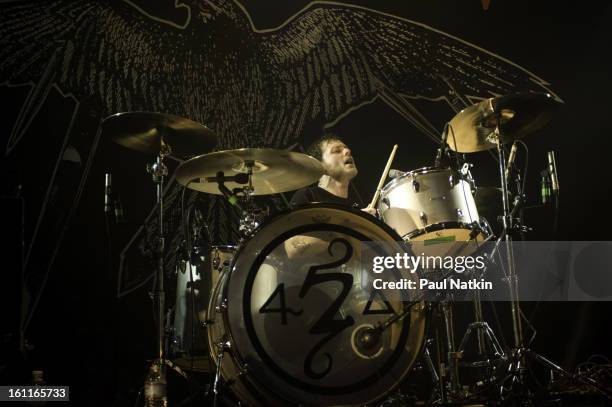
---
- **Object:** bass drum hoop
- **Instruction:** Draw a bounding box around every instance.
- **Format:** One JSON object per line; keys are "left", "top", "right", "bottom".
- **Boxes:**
{"left": 211, "top": 203, "right": 427, "bottom": 406}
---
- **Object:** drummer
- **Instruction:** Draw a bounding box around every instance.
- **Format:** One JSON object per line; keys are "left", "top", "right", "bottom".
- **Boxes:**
{"left": 286, "top": 133, "right": 376, "bottom": 259}
{"left": 290, "top": 133, "right": 376, "bottom": 214}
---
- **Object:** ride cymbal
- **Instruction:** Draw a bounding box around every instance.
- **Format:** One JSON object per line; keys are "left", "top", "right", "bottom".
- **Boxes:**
{"left": 175, "top": 148, "right": 324, "bottom": 195}
{"left": 447, "top": 92, "right": 561, "bottom": 153}
{"left": 102, "top": 112, "right": 216, "bottom": 158}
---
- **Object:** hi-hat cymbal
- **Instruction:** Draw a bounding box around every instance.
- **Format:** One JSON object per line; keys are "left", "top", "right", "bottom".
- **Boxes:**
{"left": 447, "top": 93, "right": 562, "bottom": 153}
{"left": 102, "top": 112, "right": 216, "bottom": 158}
{"left": 175, "top": 148, "right": 324, "bottom": 195}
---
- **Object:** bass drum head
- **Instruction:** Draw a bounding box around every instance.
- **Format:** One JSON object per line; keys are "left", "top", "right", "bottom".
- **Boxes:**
{"left": 222, "top": 204, "right": 427, "bottom": 406}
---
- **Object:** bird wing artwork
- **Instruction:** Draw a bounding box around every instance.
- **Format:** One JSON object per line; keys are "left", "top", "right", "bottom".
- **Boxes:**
{"left": 1, "top": 0, "right": 560, "bottom": 149}
{"left": 0, "top": 0, "right": 560, "bottom": 295}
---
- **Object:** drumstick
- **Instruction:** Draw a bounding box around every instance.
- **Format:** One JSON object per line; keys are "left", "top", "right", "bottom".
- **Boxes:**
{"left": 368, "top": 144, "right": 398, "bottom": 209}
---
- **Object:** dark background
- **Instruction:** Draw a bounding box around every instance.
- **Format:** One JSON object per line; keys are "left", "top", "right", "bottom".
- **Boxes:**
{"left": 1, "top": 1, "right": 611, "bottom": 405}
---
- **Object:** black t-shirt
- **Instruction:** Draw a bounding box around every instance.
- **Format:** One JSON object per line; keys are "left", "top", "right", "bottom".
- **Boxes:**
{"left": 290, "top": 185, "right": 363, "bottom": 208}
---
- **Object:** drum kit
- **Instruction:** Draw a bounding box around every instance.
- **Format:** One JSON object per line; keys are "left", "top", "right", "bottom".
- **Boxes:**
{"left": 100, "top": 92, "right": 609, "bottom": 406}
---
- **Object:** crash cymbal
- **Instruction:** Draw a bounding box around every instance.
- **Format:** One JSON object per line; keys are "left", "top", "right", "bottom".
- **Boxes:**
{"left": 102, "top": 112, "right": 216, "bottom": 157}
{"left": 175, "top": 148, "right": 324, "bottom": 195}
{"left": 447, "top": 92, "right": 561, "bottom": 153}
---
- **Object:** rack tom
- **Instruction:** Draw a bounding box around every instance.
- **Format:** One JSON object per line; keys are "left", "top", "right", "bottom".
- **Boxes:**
{"left": 378, "top": 167, "right": 487, "bottom": 256}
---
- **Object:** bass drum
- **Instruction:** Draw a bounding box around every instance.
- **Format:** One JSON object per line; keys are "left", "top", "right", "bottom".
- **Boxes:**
{"left": 207, "top": 204, "right": 427, "bottom": 406}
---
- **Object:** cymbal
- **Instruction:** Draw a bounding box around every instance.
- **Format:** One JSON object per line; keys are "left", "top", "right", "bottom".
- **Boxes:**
{"left": 175, "top": 148, "right": 324, "bottom": 195}
{"left": 447, "top": 93, "right": 561, "bottom": 153}
{"left": 102, "top": 112, "right": 216, "bottom": 157}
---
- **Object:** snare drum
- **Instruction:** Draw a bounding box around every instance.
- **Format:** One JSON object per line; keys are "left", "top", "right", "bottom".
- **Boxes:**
{"left": 171, "top": 245, "right": 236, "bottom": 372}
{"left": 206, "top": 204, "right": 427, "bottom": 406}
{"left": 378, "top": 167, "right": 487, "bottom": 255}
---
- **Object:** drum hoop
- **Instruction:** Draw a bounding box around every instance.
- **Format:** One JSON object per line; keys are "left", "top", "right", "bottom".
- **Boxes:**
{"left": 220, "top": 203, "right": 416, "bottom": 396}
{"left": 381, "top": 166, "right": 453, "bottom": 195}
{"left": 247, "top": 202, "right": 405, "bottom": 243}
{"left": 210, "top": 244, "right": 238, "bottom": 251}
{"left": 404, "top": 221, "right": 488, "bottom": 240}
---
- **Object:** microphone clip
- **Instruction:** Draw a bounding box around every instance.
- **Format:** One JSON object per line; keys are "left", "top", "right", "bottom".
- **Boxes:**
{"left": 434, "top": 123, "right": 450, "bottom": 168}
{"left": 214, "top": 171, "right": 245, "bottom": 212}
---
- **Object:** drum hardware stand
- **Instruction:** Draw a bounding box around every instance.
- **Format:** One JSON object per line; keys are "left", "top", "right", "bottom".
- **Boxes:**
{"left": 422, "top": 338, "right": 440, "bottom": 386}
{"left": 363, "top": 272, "right": 471, "bottom": 404}
{"left": 144, "top": 137, "right": 198, "bottom": 403}
{"left": 142, "top": 139, "right": 172, "bottom": 404}
{"left": 456, "top": 267, "right": 506, "bottom": 384}
{"left": 212, "top": 337, "right": 231, "bottom": 407}
{"left": 486, "top": 116, "right": 612, "bottom": 403}
{"left": 457, "top": 301, "right": 506, "bottom": 369}
{"left": 439, "top": 298, "right": 462, "bottom": 401}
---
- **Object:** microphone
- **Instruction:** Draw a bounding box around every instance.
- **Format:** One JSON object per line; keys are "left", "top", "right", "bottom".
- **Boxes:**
{"left": 547, "top": 151, "right": 559, "bottom": 194}
{"left": 504, "top": 142, "right": 518, "bottom": 182}
{"left": 434, "top": 148, "right": 443, "bottom": 167}
{"left": 219, "top": 184, "right": 244, "bottom": 212}
{"left": 435, "top": 123, "right": 450, "bottom": 167}
{"left": 114, "top": 196, "right": 125, "bottom": 223}
{"left": 206, "top": 172, "right": 249, "bottom": 184}
{"left": 214, "top": 172, "right": 244, "bottom": 212}
{"left": 540, "top": 170, "right": 551, "bottom": 204}
{"left": 388, "top": 169, "right": 405, "bottom": 179}
{"left": 104, "top": 173, "right": 112, "bottom": 213}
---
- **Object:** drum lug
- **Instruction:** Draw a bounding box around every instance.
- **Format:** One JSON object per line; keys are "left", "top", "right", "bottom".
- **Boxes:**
{"left": 216, "top": 338, "right": 231, "bottom": 351}
{"left": 449, "top": 174, "right": 455, "bottom": 187}
{"left": 212, "top": 251, "right": 221, "bottom": 270}
{"left": 215, "top": 299, "right": 228, "bottom": 313}
{"left": 238, "top": 364, "right": 248, "bottom": 377}
{"left": 226, "top": 364, "right": 249, "bottom": 386}
{"left": 456, "top": 208, "right": 464, "bottom": 218}
{"left": 419, "top": 211, "right": 427, "bottom": 225}
{"left": 412, "top": 180, "right": 420, "bottom": 193}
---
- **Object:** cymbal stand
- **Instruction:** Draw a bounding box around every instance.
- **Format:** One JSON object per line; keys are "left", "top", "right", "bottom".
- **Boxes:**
{"left": 209, "top": 165, "right": 257, "bottom": 406}
{"left": 143, "top": 138, "right": 207, "bottom": 404}
{"left": 144, "top": 140, "right": 170, "bottom": 403}
{"left": 492, "top": 125, "right": 524, "bottom": 352}
{"left": 489, "top": 116, "right": 612, "bottom": 403}
{"left": 237, "top": 161, "right": 259, "bottom": 239}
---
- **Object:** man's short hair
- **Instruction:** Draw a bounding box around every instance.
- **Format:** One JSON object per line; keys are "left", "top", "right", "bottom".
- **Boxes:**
{"left": 307, "top": 132, "right": 344, "bottom": 161}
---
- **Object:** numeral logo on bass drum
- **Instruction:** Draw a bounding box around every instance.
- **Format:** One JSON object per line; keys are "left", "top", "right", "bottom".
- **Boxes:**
{"left": 259, "top": 283, "right": 303, "bottom": 325}
{"left": 299, "top": 238, "right": 355, "bottom": 379}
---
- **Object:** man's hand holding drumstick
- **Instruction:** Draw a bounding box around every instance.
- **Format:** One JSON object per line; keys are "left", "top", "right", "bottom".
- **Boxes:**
{"left": 362, "top": 144, "right": 399, "bottom": 217}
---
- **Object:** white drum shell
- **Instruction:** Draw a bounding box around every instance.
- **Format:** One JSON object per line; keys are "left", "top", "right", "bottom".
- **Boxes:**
{"left": 379, "top": 167, "right": 480, "bottom": 240}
